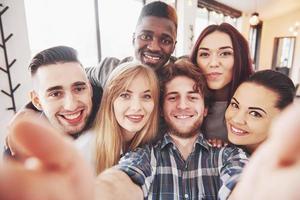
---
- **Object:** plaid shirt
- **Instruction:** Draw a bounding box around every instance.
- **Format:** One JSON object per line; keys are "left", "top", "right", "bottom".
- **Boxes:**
{"left": 117, "top": 133, "right": 248, "bottom": 200}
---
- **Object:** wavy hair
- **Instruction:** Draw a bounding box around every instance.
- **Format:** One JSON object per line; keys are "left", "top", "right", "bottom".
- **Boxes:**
{"left": 93, "top": 61, "right": 159, "bottom": 174}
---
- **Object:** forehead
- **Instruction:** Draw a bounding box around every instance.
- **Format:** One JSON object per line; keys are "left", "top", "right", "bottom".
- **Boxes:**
{"left": 199, "top": 31, "right": 233, "bottom": 49}
{"left": 234, "top": 83, "right": 279, "bottom": 109}
{"left": 165, "top": 76, "right": 197, "bottom": 93}
{"left": 126, "top": 73, "right": 151, "bottom": 92}
{"left": 33, "top": 62, "right": 88, "bottom": 91}
{"left": 136, "top": 16, "right": 177, "bottom": 38}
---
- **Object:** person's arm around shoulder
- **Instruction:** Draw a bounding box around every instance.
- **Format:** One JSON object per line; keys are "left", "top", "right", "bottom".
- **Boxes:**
{"left": 85, "top": 57, "right": 121, "bottom": 88}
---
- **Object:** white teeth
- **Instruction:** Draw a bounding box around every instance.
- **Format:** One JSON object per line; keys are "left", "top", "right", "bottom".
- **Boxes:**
{"left": 175, "top": 115, "right": 190, "bottom": 119}
{"left": 63, "top": 112, "right": 81, "bottom": 120}
{"left": 231, "top": 126, "right": 245, "bottom": 133}
{"left": 144, "top": 54, "right": 160, "bottom": 60}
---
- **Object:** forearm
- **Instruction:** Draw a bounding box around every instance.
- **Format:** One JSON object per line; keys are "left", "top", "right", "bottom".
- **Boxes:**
{"left": 95, "top": 168, "right": 143, "bottom": 200}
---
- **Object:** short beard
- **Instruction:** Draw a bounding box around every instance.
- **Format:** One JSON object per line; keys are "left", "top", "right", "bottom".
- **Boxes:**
{"left": 167, "top": 120, "right": 202, "bottom": 139}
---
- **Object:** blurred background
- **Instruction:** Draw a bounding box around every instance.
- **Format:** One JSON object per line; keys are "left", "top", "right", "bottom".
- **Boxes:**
{"left": 1, "top": 0, "right": 300, "bottom": 156}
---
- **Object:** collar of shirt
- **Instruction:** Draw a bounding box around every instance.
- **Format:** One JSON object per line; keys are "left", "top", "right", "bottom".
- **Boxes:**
{"left": 159, "top": 132, "right": 210, "bottom": 151}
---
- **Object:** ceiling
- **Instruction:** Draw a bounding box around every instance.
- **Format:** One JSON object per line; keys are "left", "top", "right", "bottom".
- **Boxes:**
{"left": 215, "top": 0, "right": 300, "bottom": 20}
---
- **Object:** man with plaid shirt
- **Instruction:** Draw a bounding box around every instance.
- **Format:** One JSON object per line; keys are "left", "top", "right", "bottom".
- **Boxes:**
{"left": 102, "top": 59, "right": 248, "bottom": 200}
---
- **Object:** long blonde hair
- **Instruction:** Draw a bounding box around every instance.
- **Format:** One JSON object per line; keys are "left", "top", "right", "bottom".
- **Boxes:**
{"left": 93, "top": 61, "right": 159, "bottom": 174}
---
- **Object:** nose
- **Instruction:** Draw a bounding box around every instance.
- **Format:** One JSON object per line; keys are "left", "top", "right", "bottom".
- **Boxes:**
{"left": 231, "top": 111, "right": 246, "bottom": 125}
{"left": 63, "top": 93, "right": 78, "bottom": 111}
{"left": 209, "top": 53, "right": 219, "bottom": 68}
{"left": 147, "top": 38, "right": 161, "bottom": 51}
{"left": 129, "top": 96, "right": 142, "bottom": 111}
{"left": 176, "top": 97, "right": 189, "bottom": 110}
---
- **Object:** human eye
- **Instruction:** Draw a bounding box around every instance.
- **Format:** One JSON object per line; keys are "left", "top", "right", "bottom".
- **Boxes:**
{"left": 139, "top": 33, "right": 152, "bottom": 41}
{"left": 189, "top": 94, "right": 200, "bottom": 101}
{"left": 142, "top": 93, "right": 152, "bottom": 100}
{"left": 166, "top": 95, "right": 177, "bottom": 101}
{"left": 74, "top": 85, "right": 87, "bottom": 93}
{"left": 230, "top": 101, "right": 239, "bottom": 109}
{"left": 198, "top": 51, "right": 210, "bottom": 58}
{"left": 161, "top": 37, "right": 173, "bottom": 45}
{"left": 119, "top": 92, "right": 130, "bottom": 99}
{"left": 219, "top": 50, "right": 234, "bottom": 57}
{"left": 249, "top": 111, "right": 263, "bottom": 118}
{"left": 48, "top": 91, "right": 63, "bottom": 98}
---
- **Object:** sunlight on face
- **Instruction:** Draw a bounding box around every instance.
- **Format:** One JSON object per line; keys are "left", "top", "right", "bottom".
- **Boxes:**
{"left": 113, "top": 73, "right": 154, "bottom": 142}
{"left": 225, "top": 83, "right": 281, "bottom": 152}
{"left": 196, "top": 31, "right": 234, "bottom": 90}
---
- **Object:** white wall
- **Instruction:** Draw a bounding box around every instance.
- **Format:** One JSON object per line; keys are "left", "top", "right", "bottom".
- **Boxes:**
{"left": 259, "top": 8, "right": 300, "bottom": 83}
{"left": 0, "top": 0, "right": 31, "bottom": 157}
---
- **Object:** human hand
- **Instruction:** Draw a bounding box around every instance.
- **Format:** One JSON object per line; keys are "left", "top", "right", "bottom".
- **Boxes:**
{"left": 207, "top": 138, "right": 228, "bottom": 148}
{"left": 0, "top": 115, "right": 94, "bottom": 200}
{"left": 230, "top": 104, "right": 300, "bottom": 200}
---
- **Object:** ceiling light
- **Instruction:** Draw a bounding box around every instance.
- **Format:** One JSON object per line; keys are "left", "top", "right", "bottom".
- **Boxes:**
{"left": 249, "top": 12, "right": 260, "bottom": 26}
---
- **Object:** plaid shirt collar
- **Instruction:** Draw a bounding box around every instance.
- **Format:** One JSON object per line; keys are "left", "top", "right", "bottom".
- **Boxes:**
{"left": 160, "top": 132, "right": 210, "bottom": 151}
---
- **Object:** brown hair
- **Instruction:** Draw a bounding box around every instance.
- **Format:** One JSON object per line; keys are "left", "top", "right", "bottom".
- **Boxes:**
{"left": 190, "top": 23, "right": 253, "bottom": 101}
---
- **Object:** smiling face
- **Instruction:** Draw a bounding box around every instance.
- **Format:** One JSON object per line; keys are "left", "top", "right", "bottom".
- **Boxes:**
{"left": 196, "top": 31, "right": 234, "bottom": 90}
{"left": 31, "top": 62, "right": 93, "bottom": 135}
{"left": 163, "top": 76, "right": 207, "bottom": 138}
{"left": 113, "top": 73, "right": 155, "bottom": 142}
{"left": 133, "top": 16, "right": 177, "bottom": 70}
{"left": 225, "top": 82, "right": 281, "bottom": 152}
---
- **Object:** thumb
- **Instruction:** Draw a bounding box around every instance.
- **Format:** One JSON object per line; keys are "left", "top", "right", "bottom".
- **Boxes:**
{"left": 268, "top": 103, "right": 300, "bottom": 166}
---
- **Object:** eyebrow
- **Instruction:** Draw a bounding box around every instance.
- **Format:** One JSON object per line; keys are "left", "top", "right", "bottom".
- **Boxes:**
{"left": 232, "top": 97, "right": 267, "bottom": 114}
{"left": 198, "top": 46, "right": 233, "bottom": 51}
{"left": 46, "top": 81, "right": 87, "bottom": 93}
{"left": 140, "top": 30, "right": 174, "bottom": 40}
{"left": 165, "top": 91, "right": 200, "bottom": 96}
{"left": 72, "top": 81, "right": 87, "bottom": 87}
{"left": 126, "top": 89, "right": 151, "bottom": 93}
{"left": 46, "top": 86, "right": 63, "bottom": 93}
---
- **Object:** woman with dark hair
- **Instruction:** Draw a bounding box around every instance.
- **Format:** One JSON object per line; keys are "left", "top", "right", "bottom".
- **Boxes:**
{"left": 225, "top": 70, "right": 295, "bottom": 154}
{"left": 190, "top": 23, "right": 253, "bottom": 144}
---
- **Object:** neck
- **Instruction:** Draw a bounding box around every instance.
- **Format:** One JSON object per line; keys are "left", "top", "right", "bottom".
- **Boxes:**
{"left": 245, "top": 143, "right": 260, "bottom": 154}
{"left": 211, "top": 84, "right": 230, "bottom": 101}
{"left": 169, "top": 133, "right": 199, "bottom": 160}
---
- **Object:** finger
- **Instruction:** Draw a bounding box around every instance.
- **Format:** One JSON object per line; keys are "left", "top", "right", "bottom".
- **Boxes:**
{"left": 268, "top": 104, "right": 300, "bottom": 166}
{"left": 10, "top": 117, "right": 76, "bottom": 168}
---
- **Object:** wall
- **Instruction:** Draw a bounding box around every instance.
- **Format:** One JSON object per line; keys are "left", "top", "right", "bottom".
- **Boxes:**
{"left": 259, "top": 8, "right": 300, "bottom": 83}
{"left": 0, "top": 0, "right": 31, "bottom": 158}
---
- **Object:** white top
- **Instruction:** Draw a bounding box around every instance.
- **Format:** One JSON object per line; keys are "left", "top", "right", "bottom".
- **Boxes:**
{"left": 73, "top": 130, "right": 95, "bottom": 170}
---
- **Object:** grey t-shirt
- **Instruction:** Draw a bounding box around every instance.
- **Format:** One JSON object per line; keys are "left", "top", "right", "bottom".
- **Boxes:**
{"left": 202, "top": 101, "right": 228, "bottom": 142}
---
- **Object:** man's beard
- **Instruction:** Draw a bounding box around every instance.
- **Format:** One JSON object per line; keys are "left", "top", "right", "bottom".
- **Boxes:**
{"left": 166, "top": 117, "right": 203, "bottom": 139}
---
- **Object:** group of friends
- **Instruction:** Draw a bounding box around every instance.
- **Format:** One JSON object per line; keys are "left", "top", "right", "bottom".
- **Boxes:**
{"left": 2, "top": 1, "right": 300, "bottom": 200}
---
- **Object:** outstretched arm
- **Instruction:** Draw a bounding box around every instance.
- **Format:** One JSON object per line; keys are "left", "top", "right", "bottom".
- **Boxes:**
{"left": 229, "top": 103, "right": 300, "bottom": 200}
{"left": 0, "top": 116, "right": 94, "bottom": 200}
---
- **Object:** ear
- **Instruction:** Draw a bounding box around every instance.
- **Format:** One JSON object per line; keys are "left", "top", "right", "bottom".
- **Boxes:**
{"left": 132, "top": 32, "right": 136, "bottom": 46}
{"left": 203, "top": 107, "right": 208, "bottom": 117}
{"left": 30, "top": 90, "right": 43, "bottom": 111}
{"left": 172, "top": 40, "right": 177, "bottom": 52}
{"left": 88, "top": 82, "right": 93, "bottom": 98}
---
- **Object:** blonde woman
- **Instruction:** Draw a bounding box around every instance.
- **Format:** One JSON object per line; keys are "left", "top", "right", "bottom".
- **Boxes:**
{"left": 92, "top": 61, "right": 159, "bottom": 174}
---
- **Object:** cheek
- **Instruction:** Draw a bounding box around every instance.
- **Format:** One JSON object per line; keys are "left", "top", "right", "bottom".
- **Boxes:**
{"left": 143, "top": 102, "right": 155, "bottom": 115}
{"left": 248, "top": 120, "right": 270, "bottom": 138}
{"left": 196, "top": 58, "right": 207, "bottom": 71}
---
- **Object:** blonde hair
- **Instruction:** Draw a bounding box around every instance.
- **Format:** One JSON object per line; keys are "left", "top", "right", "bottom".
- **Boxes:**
{"left": 93, "top": 61, "right": 159, "bottom": 174}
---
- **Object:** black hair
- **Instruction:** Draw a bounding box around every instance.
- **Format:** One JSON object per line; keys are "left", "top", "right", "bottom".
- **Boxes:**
{"left": 29, "top": 46, "right": 81, "bottom": 76}
{"left": 136, "top": 1, "right": 177, "bottom": 28}
{"left": 246, "top": 69, "right": 295, "bottom": 109}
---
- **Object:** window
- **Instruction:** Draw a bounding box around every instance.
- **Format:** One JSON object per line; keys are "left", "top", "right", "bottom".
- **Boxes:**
{"left": 24, "top": 0, "right": 143, "bottom": 67}
{"left": 24, "top": 0, "right": 98, "bottom": 67}
{"left": 98, "top": 0, "right": 143, "bottom": 59}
